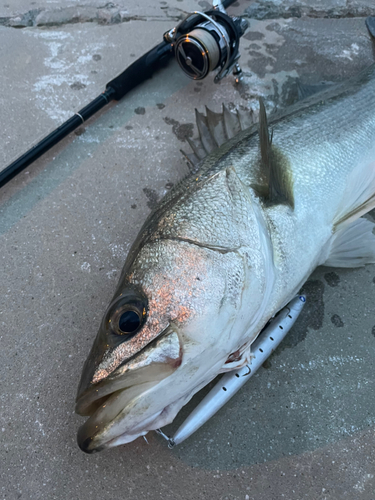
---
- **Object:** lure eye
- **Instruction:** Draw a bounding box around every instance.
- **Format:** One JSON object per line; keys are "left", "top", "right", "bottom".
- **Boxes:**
{"left": 118, "top": 310, "right": 141, "bottom": 334}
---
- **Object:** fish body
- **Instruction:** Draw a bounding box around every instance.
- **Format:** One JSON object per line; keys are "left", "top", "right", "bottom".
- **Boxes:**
{"left": 76, "top": 65, "right": 375, "bottom": 452}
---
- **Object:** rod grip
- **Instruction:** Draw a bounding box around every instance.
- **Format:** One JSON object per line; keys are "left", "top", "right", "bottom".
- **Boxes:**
{"left": 106, "top": 41, "right": 173, "bottom": 101}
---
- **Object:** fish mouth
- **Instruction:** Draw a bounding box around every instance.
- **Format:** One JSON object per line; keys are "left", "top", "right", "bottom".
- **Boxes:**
{"left": 75, "top": 329, "right": 182, "bottom": 453}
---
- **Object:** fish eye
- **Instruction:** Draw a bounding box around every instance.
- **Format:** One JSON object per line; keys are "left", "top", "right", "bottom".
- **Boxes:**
{"left": 105, "top": 287, "right": 147, "bottom": 340}
{"left": 118, "top": 310, "right": 141, "bottom": 334}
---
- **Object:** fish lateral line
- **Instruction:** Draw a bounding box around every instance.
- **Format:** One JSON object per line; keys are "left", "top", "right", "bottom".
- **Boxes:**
{"left": 158, "top": 236, "right": 241, "bottom": 255}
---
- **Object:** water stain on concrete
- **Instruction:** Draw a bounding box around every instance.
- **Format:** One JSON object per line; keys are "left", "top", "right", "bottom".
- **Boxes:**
{"left": 262, "top": 358, "right": 272, "bottom": 369}
{"left": 134, "top": 107, "right": 146, "bottom": 115}
{"left": 245, "top": 1, "right": 375, "bottom": 19}
{"left": 277, "top": 279, "right": 325, "bottom": 351}
{"left": 244, "top": 31, "right": 265, "bottom": 41}
{"left": 331, "top": 314, "right": 344, "bottom": 327}
{"left": 70, "top": 81, "right": 86, "bottom": 90}
{"left": 247, "top": 54, "right": 275, "bottom": 78}
{"left": 324, "top": 271, "right": 340, "bottom": 287}
{"left": 198, "top": 0, "right": 211, "bottom": 10}
{"left": 143, "top": 187, "right": 159, "bottom": 209}
{"left": 163, "top": 117, "right": 194, "bottom": 142}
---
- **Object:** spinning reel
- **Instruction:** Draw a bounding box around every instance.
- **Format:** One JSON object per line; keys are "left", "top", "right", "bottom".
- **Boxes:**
{"left": 0, "top": 0, "right": 248, "bottom": 188}
{"left": 166, "top": 0, "right": 248, "bottom": 83}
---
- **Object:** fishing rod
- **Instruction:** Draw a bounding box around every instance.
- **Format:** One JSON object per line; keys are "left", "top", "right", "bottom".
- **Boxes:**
{"left": 0, "top": 0, "right": 248, "bottom": 189}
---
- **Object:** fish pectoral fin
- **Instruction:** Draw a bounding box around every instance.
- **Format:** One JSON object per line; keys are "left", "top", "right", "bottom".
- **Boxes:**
{"left": 333, "top": 160, "right": 375, "bottom": 230}
{"left": 219, "top": 343, "right": 254, "bottom": 373}
{"left": 322, "top": 217, "right": 375, "bottom": 268}
{"left": 257, "top": 98, "right": 295, "bottom": 208}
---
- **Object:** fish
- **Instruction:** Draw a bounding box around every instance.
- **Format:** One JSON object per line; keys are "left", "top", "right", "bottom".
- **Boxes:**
{"left": 75, "top": 63, "right": 375, "bottom": 453}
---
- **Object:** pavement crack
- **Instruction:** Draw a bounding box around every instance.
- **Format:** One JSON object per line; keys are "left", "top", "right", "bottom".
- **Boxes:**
{"left": 243, "top": 1, "right": 375, "bottom": 20}
{"left": 0, "top": 3, "right": 184, "bottom": 28}
{"left": 3, "top": 3, "right": 374, "bottom": 28}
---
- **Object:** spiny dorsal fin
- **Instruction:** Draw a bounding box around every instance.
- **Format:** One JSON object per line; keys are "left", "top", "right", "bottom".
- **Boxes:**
{"left": 205, "top": 106, "right": 227, "bottom": 147}
{"left": 195, "top": 108, "right": 218, "bottom": 154}
{"left": 180, "top": 147, "right": 201, "bottom": 173}
{"left": 223, "top": 104, "right": 241, "bottom": 139}
{"left": 181, "top": 104, "right": 256, "bottom": 170}
{"left": 257, "top": 97, "right": 294, "bottom": 208}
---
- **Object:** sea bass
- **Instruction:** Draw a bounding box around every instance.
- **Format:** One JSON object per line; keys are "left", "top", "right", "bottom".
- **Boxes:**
{"left": 75, "top": 64, "right": 375, "bottom": 453}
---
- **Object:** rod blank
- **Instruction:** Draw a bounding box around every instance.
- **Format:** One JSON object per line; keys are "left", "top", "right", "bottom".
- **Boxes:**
{"left": 0, "top": 41, "right": 173, "bottom": 189}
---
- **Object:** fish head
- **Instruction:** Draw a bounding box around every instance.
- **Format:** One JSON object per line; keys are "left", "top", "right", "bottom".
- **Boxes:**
{"left": 75, "top": 234, "right": 257, "bottom": 453}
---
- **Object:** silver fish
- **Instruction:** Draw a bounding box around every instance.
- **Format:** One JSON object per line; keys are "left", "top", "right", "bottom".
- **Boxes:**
{"left": 75, "top": 65, "right": 375, "bottom": 453}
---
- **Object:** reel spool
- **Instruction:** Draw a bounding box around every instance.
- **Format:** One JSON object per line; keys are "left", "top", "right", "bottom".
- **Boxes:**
{"left": 165, "top": 5, "right": 248, "bottom": 83}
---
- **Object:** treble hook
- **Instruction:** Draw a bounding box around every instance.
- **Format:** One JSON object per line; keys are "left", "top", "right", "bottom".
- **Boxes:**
{"left": 242, "top": 365, "right": 252, "bottom": 376}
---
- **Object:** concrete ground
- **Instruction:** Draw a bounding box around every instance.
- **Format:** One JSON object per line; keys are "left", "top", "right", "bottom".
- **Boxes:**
{"left": 1, "top": 1, "right": 375, "bottom": 499}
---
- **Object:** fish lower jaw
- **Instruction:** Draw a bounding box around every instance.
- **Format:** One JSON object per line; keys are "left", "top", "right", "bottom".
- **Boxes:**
{"left": 77, "top": 379, "right": 199, "bottom": 453}
{"left": 103, "top": 410, "right": 165, "bottom": 448}
{"left": 77, "top": 407, "right": 165, "bottom": 453}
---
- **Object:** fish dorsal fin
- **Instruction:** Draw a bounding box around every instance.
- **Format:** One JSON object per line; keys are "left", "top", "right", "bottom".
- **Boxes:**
{"left": 195, "top": 108, "right": 218, "bottom": 153}
{"left": 181, "top": 104, "right": 256, "bottom": 171}
{"left": 258, "top": 97, "right": 272, "bottom": 184}
{"left": 257, "top": 97, "right": 294, "bottom": 208}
